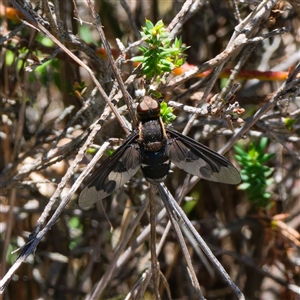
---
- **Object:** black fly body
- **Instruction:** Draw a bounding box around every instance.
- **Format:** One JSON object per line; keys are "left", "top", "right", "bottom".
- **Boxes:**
{"left": 79, "top": 96, "right": 241, "bottom": 208}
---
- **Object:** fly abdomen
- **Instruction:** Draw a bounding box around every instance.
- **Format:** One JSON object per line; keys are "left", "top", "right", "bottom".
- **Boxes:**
{"left": 141, "top": 148, "right": 170, "bottom": 183}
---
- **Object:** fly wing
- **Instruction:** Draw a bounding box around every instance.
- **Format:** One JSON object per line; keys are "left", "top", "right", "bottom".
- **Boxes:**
{"left": 79, "top": 133, "right": 141, "bottom": 208}
{"left": 165, "top": 128, "right": 241, "bottom": 184}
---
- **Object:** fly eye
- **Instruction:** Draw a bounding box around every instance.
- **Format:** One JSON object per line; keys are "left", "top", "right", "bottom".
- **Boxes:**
{"left": 137, "top": 96, "right": 160, "bottom": 120}
{"left": 137, "top": 96, "right": 160, "bottom": 112}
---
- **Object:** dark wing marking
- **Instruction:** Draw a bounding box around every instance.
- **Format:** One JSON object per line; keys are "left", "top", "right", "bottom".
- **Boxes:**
{"left": 79, "top": 133, "right": 141, "bottom": 208}
{"left": 165, "top": 128, "right": 241, "bottom": 184}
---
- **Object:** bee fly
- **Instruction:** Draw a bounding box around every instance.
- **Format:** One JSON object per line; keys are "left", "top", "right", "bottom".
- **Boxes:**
{"left": 79, "top": 97, "right": 241, "bottom": 208}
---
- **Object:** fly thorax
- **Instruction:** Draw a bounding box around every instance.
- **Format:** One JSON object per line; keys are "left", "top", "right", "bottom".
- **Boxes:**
{"left": 140, "top": 119, "right": 166, "bottom": 151}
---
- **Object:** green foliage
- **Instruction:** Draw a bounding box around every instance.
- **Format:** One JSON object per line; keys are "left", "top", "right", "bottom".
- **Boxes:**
{"left": 5, "top": 241, "right": 18, "bottom": 265}
{"left": 68, "top": 216, "right": 83, "bottom": 250}
{"left": 283, "top": 117, "right": 297, "bottom": 131}
{"left": 5, "top": 49, "right": 14, "bottom": 66}
{"left": 28, "top": 58, "right": 61, "bottom": 88}
{"left": 160, "top": 101, "right": 176, "bottom": 124}
{"left": 234, "top": 137, "right": 275, "bottom": 208}
{"left": 6, "top": 47, "right": 29, "bottom": 71}
{"left": 106, "top": 149, "right": 114, "bottom": 156}
{"left": 36, "top": 34, "right": 54, "bottom": 47}
{"left": 85, "top": 147, "right": 98, "bottom": 155}
{"left": 183, "top": 199, "right": 198, "bottom": 215}
{"left": 131, "top": 20, "right": 188, "bottom": 79}
{"left": 79, "top": 24, "right": 95, "bottom": 44}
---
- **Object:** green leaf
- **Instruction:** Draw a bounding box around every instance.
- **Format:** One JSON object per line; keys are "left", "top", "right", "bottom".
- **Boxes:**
{"left": 79, "top": 25, "right": 94, "bottom": 44}
{"left": 257, "top": 137, "right": 268, "bottom": 153}
{"left": 161, "top": 59, "right": 173, "bottom": 66}
{"left": 69, "top": 216, "right": 81, "bottom": 229}
{"left": 234, "top": 146, "right": 248, "bottom": 156}
{"left": 259, "top": 153, "right": 276, "bottom": 163}
{"left": 36, "top": 34, "right": 54, "bottom": 47}
{"left": 183, "top": 200, "right": 197, "bottom": 215}
{"left": 238, "top": 182, "right": 251, "bottom": 190}
{"left": 131, "top": 56, "right": 146, "bottom": 62}
{"left": 6, "top": 243, "right": 18, "bottom": 265}
{"left": 263, "top": 192, "right": 272, "bottom": 199}
{"left": 145, "top": 19, "right": 154, "bottom": 30}
{"left": 240, "top": 174, "right": 250, "bottom": 181}
{"left": 5, "top": 50, "right": 14, "bottom": 66}
{"left": 284, "top": 117, "right": 297, "bottom": 131}
{"left": 150, "top": 91, "right": 163, "bottom": 98}
{"left": 263, "top": 168, "right": 274, "bottom": 177}
{"left": 86, "top": 147, "right": 97, "bottom": 154}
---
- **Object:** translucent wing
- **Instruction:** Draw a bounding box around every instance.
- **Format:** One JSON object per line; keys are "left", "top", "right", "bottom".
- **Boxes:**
{"left": 165, "top": 128, "right": 241, "bottom": 184}
{"left": 79, "top": 133, "right": 141, "bottom": 208}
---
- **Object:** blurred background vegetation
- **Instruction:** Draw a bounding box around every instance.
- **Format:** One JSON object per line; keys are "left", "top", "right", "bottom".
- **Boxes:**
{"left": 0, "top": 0, "right": 299, "bottom": 299}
